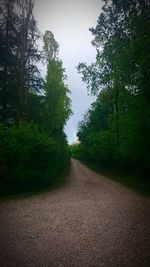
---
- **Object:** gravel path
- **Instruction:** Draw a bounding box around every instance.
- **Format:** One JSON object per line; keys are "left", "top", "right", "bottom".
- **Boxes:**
{"left": 0, "top": 158, "right": 150, "bottom": 267}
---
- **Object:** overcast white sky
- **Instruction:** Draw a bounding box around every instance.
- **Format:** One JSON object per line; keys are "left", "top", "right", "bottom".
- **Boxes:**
{"left": 34, "top": 0, "right": 102, "bottom": 144}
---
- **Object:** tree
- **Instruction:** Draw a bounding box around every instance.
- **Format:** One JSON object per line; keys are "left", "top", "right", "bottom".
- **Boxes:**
{"left": 0, "top": 0, "right": 42, "bottom": 124}
{"left": 0, "top": 0, "right": 20, "bottom": 124}
{"left": 77, "top": 0, "right": 150, "bottom": 177}
{"left": 43, "top": 31, "right": 72, "bottom": 135}
{"left": 18, "top": 0, "right": 42, "bottom": 121}
{"left": 43, "top": 31, "right": 59, "bottom": 61}
{"left": 0, "top": 3, "right": 71, "bottom": 195}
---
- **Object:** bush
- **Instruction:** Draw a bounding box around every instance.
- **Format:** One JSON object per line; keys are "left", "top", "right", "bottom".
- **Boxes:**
{"left": 0, "top": 123, "right": 70, "bottom": 195}
{"left": 70, "top": 143, "right": 80, "bottom": 158}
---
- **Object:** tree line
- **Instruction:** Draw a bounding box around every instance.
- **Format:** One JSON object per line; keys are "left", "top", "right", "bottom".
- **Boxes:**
{"left": 73, "top": 0, "right": 150, "bottom": 186}
{"left": 0, "top": 0, "right": 72, "bottom": 195}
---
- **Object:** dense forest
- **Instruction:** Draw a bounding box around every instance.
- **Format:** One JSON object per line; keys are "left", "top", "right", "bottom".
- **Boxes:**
{"left": 72, "top": 0, "right": 150, "bottom": 189}
{"left": 0, "top": 0, "right": 72, "bottom": 195}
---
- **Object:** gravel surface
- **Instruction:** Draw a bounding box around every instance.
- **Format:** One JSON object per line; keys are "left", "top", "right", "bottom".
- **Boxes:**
{"left": 0, "top": 158, "right": 150, "bottom": 267}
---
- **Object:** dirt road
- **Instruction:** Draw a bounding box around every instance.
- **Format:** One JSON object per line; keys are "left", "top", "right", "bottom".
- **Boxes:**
{"left": 0, "top": 159, "right": 150, "bottom": 267}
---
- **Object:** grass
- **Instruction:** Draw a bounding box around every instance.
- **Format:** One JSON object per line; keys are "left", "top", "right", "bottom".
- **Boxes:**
{"left": 78, "top": 159, "right": 150, "bottom": 197}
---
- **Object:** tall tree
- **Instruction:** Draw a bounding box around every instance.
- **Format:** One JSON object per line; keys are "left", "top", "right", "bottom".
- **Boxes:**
{"left": 77, "top": 0, "right": 150, "bottom": 176}
{"left": 43, "top": 31, "right": 72, "bottom": 135}
{"left": 0, "top": 0, "right": 42, "bottom": 124}
{"left": 18, "top": 0, "right": 42, "bottom": 121}
{"left": 0, "top": 0, "right": 19, "bottom": 124}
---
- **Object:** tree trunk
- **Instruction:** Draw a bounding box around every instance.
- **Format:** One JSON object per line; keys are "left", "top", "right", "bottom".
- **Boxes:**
{"left": 2, "top": 1, "right": 11, "bottom": 124}
{"left": 19, "top": 0, "right": 33, "bottom": 121}
{"left": 115, "top": 83, "right": 120, "bottom": 176}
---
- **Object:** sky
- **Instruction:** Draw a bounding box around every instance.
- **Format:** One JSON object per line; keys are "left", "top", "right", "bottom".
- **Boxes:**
{"left": 34, "top": 0, "right": 102, "bottom": 144}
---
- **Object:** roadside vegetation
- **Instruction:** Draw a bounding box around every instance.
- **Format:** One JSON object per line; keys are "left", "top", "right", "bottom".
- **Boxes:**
{"left": 72, "top": 0, "right": 150, "bottom": 195}
{"left": 1, "top": 0, "right": 150, "bottom": 196}
{"left": 0, "top": 0, "right": 72, "bottom": 195}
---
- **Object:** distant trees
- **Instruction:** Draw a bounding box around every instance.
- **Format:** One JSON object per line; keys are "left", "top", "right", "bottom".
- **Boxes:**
{"left": 77, "top": 0, "right": 150, "bottom": 178}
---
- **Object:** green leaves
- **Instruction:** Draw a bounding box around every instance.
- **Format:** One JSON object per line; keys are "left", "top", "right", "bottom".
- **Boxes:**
{"left": 77, "top": 0, "right": 150, "bottom": 178}
{"left": 0, "top": 123, "right": 70, "bottom": 195}
{"left": 43, "top": 31, "right": 72, "bottom": 134}
{"left": 43, "top": 31, "right": 59, "bottom": 62}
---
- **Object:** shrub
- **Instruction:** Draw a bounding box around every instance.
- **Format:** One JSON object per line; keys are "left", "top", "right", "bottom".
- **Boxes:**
{"left": 0, "top": 123, "right": 70, "bottom": 195}
{"left": 70, "top": 143, "right": 80, "bottom": 158}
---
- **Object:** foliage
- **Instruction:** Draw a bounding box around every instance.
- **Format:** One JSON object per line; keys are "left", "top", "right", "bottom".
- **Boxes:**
{"left": 77, "top": 0, "right": 150, "bottom": 181}
{"left": 0, "top": 0, "right": 43, "bottom": 124}
{"left": 43, "top": 31, "right": 72, "bottom": 134}
{"left": 43, "top": 31, "right": 59, "bottom": 61}
{"left": 70, "top": 143, "right": 81, "bottom": 159}
{"left": 0, "top": 123, "right": 70, "bottom": 195}
{"left": 0, "top": 4, "right": 72, "bottom": 195}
